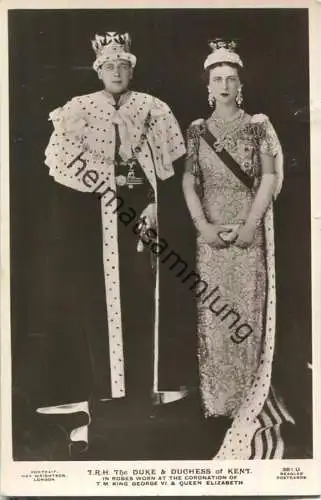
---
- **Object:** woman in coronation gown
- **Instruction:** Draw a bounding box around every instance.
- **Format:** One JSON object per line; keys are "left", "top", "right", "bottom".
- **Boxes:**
{"left": 182, "top": 39, "right": 295, "bottom": 459}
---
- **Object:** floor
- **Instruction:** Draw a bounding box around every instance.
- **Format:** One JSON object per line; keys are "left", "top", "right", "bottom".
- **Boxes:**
{"left": 12, "top": 391, "right": 312, "bottom": 462}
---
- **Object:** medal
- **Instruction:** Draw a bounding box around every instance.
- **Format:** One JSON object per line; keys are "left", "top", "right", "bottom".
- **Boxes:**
{"left": 115, "top": 170, "right": 143, "bottom": 189}
{"left": 126, "top": 168, "right": 143, "bottom": 189}
{"left": 113, "top": 112, "right": 151, "bottom": 189}
{"left": 115, "top": 174, "right": 127, "bottom": 186}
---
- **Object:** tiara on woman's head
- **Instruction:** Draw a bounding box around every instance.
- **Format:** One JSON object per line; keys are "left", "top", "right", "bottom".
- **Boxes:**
{"left": 204, "top": 38, "right": 243, "bottom": 70}
{"left": 208, "top": 38, "right": 238, "bottom": 52}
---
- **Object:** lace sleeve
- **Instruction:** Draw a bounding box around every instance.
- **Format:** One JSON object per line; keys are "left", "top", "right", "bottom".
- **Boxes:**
{"left": 259, "top": 119, "right": 281, "bottom": 157}
{"left": 251, "top": 114, "right": 284, "bottom": 198}
{"left": 186, "top": 122, "right": 202, "bottom": 158}
{"left": 186, "top": 123, "right": 203, "bottom": 175}
{"left": 185, "top": 123, "right": 204, "bottom": 197}
{"left": 186, "top": 125, "right": 195, "bottom": 159}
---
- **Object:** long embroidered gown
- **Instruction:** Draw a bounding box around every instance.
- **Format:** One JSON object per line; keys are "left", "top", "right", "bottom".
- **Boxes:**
{"left": 186, "top": 110, "right": 294, "bottom": 459}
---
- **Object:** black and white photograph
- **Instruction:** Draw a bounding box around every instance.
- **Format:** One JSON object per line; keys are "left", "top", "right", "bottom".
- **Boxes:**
{"left": 1, "top": 1, "right": 321, "bottom": 496}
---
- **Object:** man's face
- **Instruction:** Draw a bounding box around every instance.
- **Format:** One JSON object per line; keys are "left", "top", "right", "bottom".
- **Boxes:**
{"left": 99, "top": 59, "right": 133, "bottom": 95}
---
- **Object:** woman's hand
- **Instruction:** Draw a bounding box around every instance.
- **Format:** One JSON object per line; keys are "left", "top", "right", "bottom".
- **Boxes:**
{"left": 234, "top": 223, "right": 256, "bottom": 249}
{"left": 198, "top": 222, "right": 232, "bottom": 249}
{"left": 218, "top": 224, "right": 240, "bottom": 244}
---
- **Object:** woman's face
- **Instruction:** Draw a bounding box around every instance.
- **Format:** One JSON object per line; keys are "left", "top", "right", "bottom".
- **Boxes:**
{"left": 208, "top": 64, "right": 241, "bottom": 105}
{"left": 99, "top": 59, "right": 133, "bottom": 95}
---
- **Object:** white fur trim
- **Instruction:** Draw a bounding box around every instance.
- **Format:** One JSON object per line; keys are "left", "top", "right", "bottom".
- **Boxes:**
{"left": 191, "top": 118, "right": 204, "bottom": 126}
{"left": 93, "top": 50, "right": 136, "bottom": 72}
{"left": 251, "top": 113, "right": 268, "bottom": 124}
{"left": 204, "top": 48, "right": 243, "bottom": 69}
{"left": 36, "top": 401, "right": 89, "bottom": 415}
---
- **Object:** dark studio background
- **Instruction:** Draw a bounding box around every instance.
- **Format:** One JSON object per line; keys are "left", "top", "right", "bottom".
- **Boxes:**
{"left": 9, "top": 9, "right": 311, "bottom": 459}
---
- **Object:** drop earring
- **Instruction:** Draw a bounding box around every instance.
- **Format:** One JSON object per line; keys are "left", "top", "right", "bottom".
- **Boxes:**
{"left": 208, "top": 86, "right": 215, "bottom": 108}
{"left": 236, "top": 87, "right": 243, "bottom": 106}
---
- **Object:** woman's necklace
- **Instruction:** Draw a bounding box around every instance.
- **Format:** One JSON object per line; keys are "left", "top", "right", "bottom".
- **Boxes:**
{"left": 208, "top": 108, "right": 245, "bottom": 152}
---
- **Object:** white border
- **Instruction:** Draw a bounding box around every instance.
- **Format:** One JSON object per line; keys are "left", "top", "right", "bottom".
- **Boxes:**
{"left": 1, "top": 0, "right": 321, "bottom": 496}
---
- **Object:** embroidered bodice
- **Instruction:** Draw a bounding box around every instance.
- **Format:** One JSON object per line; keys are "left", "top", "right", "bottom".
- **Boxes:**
{"left": 187, "top": 112, "right": 281, "bottom": 181}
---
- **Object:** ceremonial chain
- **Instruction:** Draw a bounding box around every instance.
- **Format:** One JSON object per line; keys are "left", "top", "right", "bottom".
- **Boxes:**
{"left": 115, "top": 111, "right": 152, "bottom": 189}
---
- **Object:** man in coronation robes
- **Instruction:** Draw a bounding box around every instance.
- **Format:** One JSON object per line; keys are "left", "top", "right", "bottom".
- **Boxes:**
{"left": 37, "top": 32, "right": 196, "bottom": 446}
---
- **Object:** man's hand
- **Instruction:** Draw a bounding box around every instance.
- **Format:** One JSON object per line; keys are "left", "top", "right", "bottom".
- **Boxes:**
{"left": 139, "top": 203, "right": 157, "bottom": 230}
{"left": 137, "top": 203, "right": 157, "bottom": 252}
